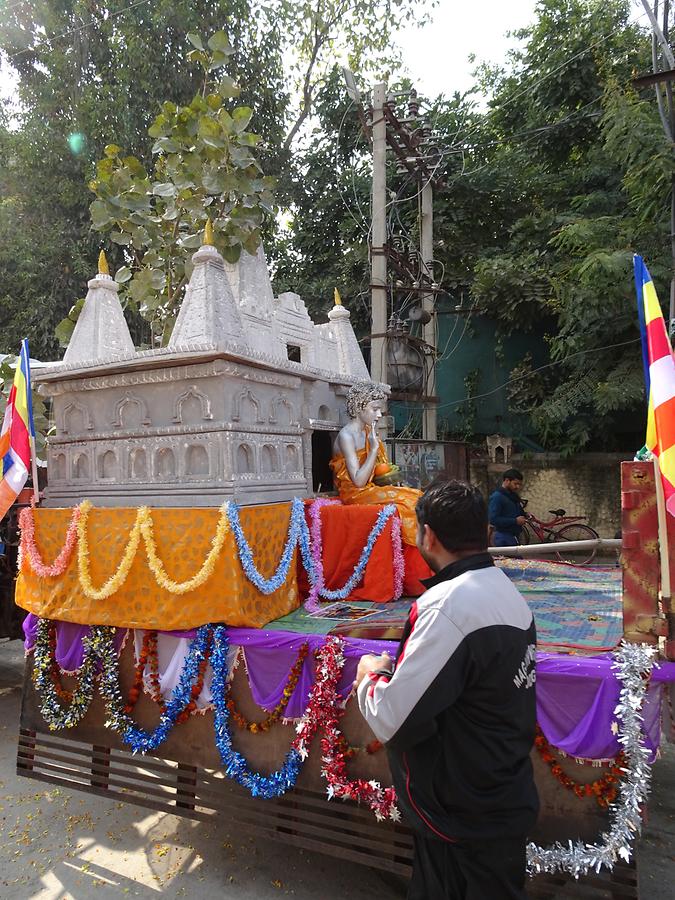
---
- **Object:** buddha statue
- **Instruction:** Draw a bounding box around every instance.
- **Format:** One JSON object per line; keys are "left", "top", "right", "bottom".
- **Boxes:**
{"left": 329, "top": 382, "right": 423, "bottom": 545}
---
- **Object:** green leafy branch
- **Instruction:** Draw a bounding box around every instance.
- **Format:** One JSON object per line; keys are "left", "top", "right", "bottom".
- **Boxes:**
{"left": 77, "top": 30, "right": 275, "bottom": 345}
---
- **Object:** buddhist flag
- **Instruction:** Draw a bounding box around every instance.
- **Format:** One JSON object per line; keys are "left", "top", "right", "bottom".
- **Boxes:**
{"left": 0, "top": 340, "right": 34, "bottom": 518}
{"left": 634, "top": 255, "right": 675, "bottom": 515}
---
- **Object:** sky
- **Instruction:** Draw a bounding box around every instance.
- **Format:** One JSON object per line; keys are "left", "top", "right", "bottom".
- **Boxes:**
{"left": 396, "top": 0, "right": 539, "bottom": 99}
{"left": 0, "top": 0, "right": 540, "bottom": 106}
{"left": 0, "top": 0, "right": 649, "bottom": 114}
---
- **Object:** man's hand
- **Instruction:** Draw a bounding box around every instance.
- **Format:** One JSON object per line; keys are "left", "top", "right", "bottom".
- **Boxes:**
{"left": 354, "top": 652, "right": 393, "bottom": 689}
{"left": 516, "top": 515, "right": 527, "bottom": 526}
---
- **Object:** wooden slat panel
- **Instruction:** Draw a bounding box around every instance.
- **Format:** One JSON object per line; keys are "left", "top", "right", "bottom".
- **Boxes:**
{"left": 16, "top": 729, "right": 639, "bottom": 895}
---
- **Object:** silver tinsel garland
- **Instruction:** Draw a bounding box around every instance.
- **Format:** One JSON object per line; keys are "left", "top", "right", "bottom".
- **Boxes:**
{"left": 527, "top": 641, "right": 657, "bottom": 878}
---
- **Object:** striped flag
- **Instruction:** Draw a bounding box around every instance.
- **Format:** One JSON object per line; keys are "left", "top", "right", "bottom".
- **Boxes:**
{"left": 634, "top": 255, "right": 675, "bottom": 515}
{"left": 0, "top": 340, "right": 35, "bottom": 518}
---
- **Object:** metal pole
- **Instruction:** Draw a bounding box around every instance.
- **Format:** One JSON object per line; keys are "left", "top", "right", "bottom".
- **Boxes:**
{"left": 489, "top": 538, "right": 622, "bottom": 557}
{"left": 370, "top": 83, "right": 388, "bottom": 386}
{"left": 420, "top": 179, "right": 437, "bottom": 439}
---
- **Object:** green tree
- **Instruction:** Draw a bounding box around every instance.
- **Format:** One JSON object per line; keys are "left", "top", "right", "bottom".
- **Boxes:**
{"left": 446, "top": 0, "right": 662, "bottom": 451}
{"left": 78, "top": 31, "right": 274, "bottom": 345}
{"left": 0, "top": 1, "right": 287, "bottom": 358}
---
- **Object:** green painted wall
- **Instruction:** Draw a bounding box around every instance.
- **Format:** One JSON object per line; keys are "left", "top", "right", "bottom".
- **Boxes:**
{"left": 391, "top": 309, "right": 547, "bottom": 444}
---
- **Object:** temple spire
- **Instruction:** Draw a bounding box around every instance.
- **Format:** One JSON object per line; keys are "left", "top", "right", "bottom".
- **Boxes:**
{"left": 63, "top": 257, "right": 135, "bottom": 365}
{"left": 168, "top": 232, "right": 244, "bottom": 349}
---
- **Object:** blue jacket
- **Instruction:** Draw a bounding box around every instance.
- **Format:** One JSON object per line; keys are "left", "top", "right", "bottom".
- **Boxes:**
{"left": 488, "top": 487, "right": 524, "bottom": 536}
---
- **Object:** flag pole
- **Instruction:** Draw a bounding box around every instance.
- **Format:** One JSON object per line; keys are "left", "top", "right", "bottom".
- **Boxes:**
{"left": 653, "top": 455, "right": 671, "bottom": 601}
{"left": 22, "top": 340, "right": 40, "bottom": 506}
{"left": 29, "top": 435, "right": 39, "bottom": 506}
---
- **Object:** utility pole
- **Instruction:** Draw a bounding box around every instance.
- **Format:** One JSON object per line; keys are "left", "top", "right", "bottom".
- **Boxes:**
{"left": 370, "top": 83, "right": 388, "bottom": 386}
{"left": 343, "top": 72, "right": 442, "bottom": 435}
{"left": 420, "top": 179, "right": 437, "bottom": 439}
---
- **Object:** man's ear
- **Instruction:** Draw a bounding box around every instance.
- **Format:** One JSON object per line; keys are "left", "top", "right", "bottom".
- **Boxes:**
{"left": 423, "top": 523, "right": 437, "bottom": 552}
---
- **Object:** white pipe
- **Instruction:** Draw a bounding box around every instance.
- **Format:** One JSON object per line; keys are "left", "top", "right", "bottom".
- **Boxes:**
{"left": 489, "top": 538, "right": 622, "bottom": 558}
{"left": 653, "top": 455, "right": 671, "bottom": 600}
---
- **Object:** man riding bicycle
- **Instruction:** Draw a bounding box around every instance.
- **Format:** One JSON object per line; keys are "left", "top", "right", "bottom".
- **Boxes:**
{"left": 488, "top": 469, "right": 527, "bottom": 548}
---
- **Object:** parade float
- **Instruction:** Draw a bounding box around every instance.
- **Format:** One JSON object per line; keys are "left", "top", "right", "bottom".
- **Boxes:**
{"left": 13, "top": 228, "right": 675, "bottom": 898}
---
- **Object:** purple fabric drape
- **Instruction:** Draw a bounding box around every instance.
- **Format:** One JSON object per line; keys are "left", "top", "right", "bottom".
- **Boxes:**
{"left": 22, "top": 615, "right": 127, "bottom": 672}
{"left": 23, "top": 614, "right": 675, "bottom": 759}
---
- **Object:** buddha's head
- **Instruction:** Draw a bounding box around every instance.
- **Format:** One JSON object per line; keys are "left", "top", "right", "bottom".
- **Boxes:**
{"left": 345, "top": 382, "right": 387, "bottom": 427}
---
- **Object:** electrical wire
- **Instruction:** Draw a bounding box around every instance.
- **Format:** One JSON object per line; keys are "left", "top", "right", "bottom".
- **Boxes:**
{"left": 6, "top": 0, "right": 155, "bottom": 61}
{"left": 334, "top": 100, "right": 369, "bottom": 234}
{"left": 433, "top": 337, "right": 641, "bottom": 412}
{"left": 454, "top": 0, "right": 651, "bottom": 150}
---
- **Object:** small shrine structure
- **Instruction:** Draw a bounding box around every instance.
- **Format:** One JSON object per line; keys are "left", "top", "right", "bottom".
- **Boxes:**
{"left": 37, "top": 228, "right": 375, "bottom": 507}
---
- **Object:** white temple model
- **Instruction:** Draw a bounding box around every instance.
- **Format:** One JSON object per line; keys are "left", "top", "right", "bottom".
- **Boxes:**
{"left": 37, "top": 225, "right": 377, "bottom": 507}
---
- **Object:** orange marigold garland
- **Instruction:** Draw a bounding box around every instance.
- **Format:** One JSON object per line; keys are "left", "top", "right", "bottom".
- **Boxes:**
{"left": 124, "top": 630, "right": 211, "bottom": 722}
{"left": 125, "top": 631, "right": 163, "bottom": 715}
{"left": 175, "top": 629, "right": 212, "bottom": 725}
{"left": 534, "top": 725, "right": 624, "bottom": 808}
{"left": 226, "top": 642, "right": 309, "bottom": 733}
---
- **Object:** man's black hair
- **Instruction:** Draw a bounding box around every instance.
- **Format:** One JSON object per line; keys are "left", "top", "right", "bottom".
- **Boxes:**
{"left": 502, "top": 468, "right": 523, "bottom": 482}
{"left": 415, "top": 479, "right": 488, "bottom": 553}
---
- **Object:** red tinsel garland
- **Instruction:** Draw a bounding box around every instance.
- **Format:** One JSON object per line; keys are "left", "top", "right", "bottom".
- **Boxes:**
{"left": 294, "top": 636, "right": 399, "bottom": 822}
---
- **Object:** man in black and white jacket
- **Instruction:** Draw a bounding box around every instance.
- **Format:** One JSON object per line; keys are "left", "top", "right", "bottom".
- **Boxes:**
{"left": 355, "top": 480, "right": 538, "bottom": 899}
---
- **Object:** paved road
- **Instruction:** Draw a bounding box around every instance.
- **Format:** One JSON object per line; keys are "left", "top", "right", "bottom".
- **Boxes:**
{"left": 0, "top": 638, "right": 673, "bottom": 898}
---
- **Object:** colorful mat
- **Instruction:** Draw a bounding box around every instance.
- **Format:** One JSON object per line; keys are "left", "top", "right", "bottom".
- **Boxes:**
{"left": 270, "top": 559, "right": 624, "bottom": 650}
{"left": 499, "top": 560, "right": 623, "bottom": 651}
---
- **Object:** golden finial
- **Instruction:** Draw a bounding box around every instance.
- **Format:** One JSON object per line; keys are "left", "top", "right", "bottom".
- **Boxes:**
{"left": 203, "top": 218, "right": 214, "bottom": 246}
{"left": 98, "top": 250, "right": 109, "bottom": 276}
{"left": 334, "top": 287, "right": 342, "bottom": 306}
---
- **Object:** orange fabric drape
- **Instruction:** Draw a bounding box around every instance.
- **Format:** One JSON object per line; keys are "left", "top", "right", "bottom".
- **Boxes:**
{"left": 298, "top": 502, "right": 431, "bottom": 602}
{"left": 16, "top": 504, "right": 299, "bottom": 629}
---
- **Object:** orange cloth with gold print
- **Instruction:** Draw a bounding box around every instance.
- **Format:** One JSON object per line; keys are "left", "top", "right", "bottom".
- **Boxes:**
{"left": 329, "top": 439, "right": 422, "bottom": 545}
{"left": 15, "top": 504, "right": 299, "bottom": 630}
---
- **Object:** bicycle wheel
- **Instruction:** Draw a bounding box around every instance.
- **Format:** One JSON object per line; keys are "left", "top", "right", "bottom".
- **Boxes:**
{"left": 518, "top": 524, "right": 532, "bottom": 546}
{"left": 554, "top": 524, "right": 599, "bottom": 566}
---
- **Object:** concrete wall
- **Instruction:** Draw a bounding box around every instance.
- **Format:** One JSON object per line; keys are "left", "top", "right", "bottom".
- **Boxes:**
{"left": 470, "top": 453, "right": 631, "bottom": 538}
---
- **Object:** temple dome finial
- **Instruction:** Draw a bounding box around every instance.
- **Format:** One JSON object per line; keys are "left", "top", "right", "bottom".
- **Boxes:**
{"left": 98, "top": 250, "right": 109, "bottom": 276}
{"left": 203, "top": 219, "right": 215, "bottom": 246}
{"left": 334, "top": 287, "right": 342, "bottom": 306}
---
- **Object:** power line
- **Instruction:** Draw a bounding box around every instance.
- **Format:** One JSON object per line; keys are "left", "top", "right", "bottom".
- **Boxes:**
{"left": 432, "top": 337, "right": 641, "bottom": 412}
{"left": 334, "top": 101, "right": 369, "bottom": 234}
{"left": 456, "top": 2, "right": 651, "bottom": 149}
{"left": 6, "top": 0, "right": 155, "bottom": 62}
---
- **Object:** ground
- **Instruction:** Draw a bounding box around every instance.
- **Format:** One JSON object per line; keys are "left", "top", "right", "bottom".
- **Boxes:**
{"left": 0, "top": 638, "right": 673, "bottom": 899}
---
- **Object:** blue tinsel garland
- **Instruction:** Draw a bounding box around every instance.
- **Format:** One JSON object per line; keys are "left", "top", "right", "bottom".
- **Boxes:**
{"left": 211, "top": 624, "right": 303, "bottom": 798}
{"left": 227, "top": 497, "right": 308, "bottom": 595}
{"left": 228, "top": 495, "right": 397, "bottom": 604}
{"left": 122, "top": 624, "right": 212, "bottom": 753}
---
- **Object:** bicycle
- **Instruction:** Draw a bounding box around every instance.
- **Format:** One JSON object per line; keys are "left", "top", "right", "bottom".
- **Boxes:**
{"left": 519, "top": 506, "right": 600, "bottom": 566}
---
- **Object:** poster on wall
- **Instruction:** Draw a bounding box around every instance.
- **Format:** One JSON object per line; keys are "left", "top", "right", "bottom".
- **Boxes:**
{"left": 388, "top": 442, "right": 450, "bottom": 488}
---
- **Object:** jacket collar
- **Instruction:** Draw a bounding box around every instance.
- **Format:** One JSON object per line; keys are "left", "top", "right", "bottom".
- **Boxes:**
{"left": 421, "top": 552, "right": 494, "bottom": 590}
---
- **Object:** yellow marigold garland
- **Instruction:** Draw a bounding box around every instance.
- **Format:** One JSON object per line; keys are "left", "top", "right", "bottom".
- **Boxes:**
{"left": 75, "top": 501, "right": 231, "bottom": 599}
{"left": 140, "top": 503, "right": 230, "bottom": 594}
{"left": 77, "top": 501, "right": 144, "bottom": 600}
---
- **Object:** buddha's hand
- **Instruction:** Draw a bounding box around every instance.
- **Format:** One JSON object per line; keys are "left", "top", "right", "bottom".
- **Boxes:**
{"left": 367, "top": 422, "right": 379, "bottom": 454}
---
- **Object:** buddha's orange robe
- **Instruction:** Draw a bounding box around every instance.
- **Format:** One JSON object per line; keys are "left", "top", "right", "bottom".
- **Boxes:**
{"left": 329, "top": 439, "right": 422, "bottom": 546}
